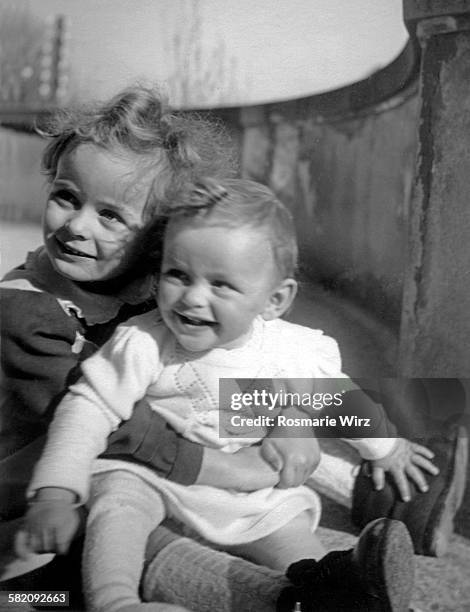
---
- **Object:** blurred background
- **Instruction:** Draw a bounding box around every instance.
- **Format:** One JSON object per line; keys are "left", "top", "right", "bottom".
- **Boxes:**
{"left": 0, "top": 0, "right": 406, "bottom": 108}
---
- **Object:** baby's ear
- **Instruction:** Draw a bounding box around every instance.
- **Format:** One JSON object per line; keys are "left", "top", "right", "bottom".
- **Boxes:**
{"left": 262, "top": 278, "right": 298, "bottom": 321}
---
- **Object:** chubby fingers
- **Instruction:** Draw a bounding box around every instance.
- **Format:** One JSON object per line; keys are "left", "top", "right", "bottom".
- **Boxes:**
{"left": 278, "top": 463, "right": 301, "bottom": 488}
{"left": 410, "top": 442, "right": 435, "bottom": 460}
{"left": 279, "top": 449, "right": 319, "bottom": 488}
{"left": 389, "top": 467, "right": 412, "bottom": 502}
{"left": 14, "top": 529, "right": 33, "bottom": 559}
{"left": 410, "top": 443, "right": 439, "bottom": 475}
{"left": 54, "top": 526, "right": 74, "bottom": 555}
{"left": 371, "top": 466, "right": 385, "bottom": 491}
{"left": 261, "top": 441, "right": 283, "bottom": 472}
{"left": 404, "top": 463, "right": 429, "bottom": 493}
{"left": 15, "top": 526, "right": 53, "bottom": 557}
{"left": 411, "top": 453, "right": 439, "bottom": 477}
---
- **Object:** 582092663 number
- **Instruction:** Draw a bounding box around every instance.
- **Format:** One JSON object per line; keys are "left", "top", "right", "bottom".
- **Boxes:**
{"left": 6, "top": 591, "right": 69, "bottom": 607}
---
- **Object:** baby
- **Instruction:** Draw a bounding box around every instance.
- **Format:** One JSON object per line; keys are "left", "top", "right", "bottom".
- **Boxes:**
{"left": 19, "top": 179, "right": 415, "bottom": 612}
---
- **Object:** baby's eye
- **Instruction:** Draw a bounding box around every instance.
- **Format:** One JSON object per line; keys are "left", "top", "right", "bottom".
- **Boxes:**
{"left": 163, "top": 268, "right": 189, "bottom": 284}
{"left": 212, "top": 280, "right": 235, "bottom": 292}
{"left": 50, "top": 189, "right": 79, "bottom": 208}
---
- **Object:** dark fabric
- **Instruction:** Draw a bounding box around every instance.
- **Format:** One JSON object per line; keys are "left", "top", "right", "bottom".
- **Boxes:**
{"left": 103, "top": 400, "right": 203, "bottom": 486}
{"left": 1, "top": 289, "right": 87, "bottom": 459}
{"left": 320, "top": 388, "right": 398, "bottom": 439}
{"left": 0, "top": 535, "right": 85, "bottom": 609}
{"left": 378, "top": 378, "right": 467, "bottom": 439}
{"left": 0, "top": 436, "right": 47, "bottom": 520}
{"left": 1, "top": 283, "right": 203, "bottom": 519}
{"left": 351, "top": 423, "right": 467, "bottom": 555}
{"left": 1, "top": 288, "right": 85, "bottom": 414}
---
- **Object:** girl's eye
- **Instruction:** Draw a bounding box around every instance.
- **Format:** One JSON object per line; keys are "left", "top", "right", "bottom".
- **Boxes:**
{"left": 99, "top": 209, "right": 125, "bottom": 224}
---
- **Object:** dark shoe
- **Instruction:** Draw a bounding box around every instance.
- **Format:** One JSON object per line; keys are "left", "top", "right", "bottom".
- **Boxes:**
{"left": 277, "top": 518, "right": 414, "bottom": 612}
{"left": 352, "top": 424, "right": 468, "bottom": 556}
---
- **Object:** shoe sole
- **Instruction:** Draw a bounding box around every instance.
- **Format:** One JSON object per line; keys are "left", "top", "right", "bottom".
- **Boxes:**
{"left": 364, "top": 519, "right": 414, "bottom": 612}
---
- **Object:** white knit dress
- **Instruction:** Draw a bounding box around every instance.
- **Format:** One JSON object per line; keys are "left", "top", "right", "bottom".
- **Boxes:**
{"left": 29, "top": 311, "right": 391, "bottom": 545}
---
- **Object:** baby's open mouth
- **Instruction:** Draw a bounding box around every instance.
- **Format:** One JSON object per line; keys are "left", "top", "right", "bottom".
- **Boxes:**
{"left": 176, "top": 313, "right": 216, "bottom": 327}
{"left": 56, "top": 238, "right": 95, "bottom": 259}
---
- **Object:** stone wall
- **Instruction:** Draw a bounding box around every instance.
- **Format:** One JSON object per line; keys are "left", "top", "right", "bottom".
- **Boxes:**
{"left": 0, "top": 81, "right": 420, "bottom": 328}
{"left": 233, "top": 96, "right": 420, "bottom": 327}
{"left": 400, "top": 1, "right": 470, "bottom": 376}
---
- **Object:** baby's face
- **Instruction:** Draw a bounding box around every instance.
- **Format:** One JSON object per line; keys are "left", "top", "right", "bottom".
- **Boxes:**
{"left": 158, "top": 221, "right": 279, "bottom": 352}
{"left": 43, "top": 143, "right": 151, "bottom": 284}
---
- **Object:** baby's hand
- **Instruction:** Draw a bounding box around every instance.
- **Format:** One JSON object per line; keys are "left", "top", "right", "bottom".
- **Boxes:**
{"left": 15, "top": 490, "right": 82, "bottom": 558}
{"left": 369, "top": 438, "right": 439, "bottom": 502}
{"left": 262, "top": 407, "right": 320, "bottom": 488}
{"left": 261, "top": 436, "right": 320, "bottom": 488}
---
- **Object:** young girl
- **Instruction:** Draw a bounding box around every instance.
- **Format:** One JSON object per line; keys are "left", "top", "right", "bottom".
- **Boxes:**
{"left": 20, "top": 178, "right": 417, "bottom": 612}
{"left": 0, "top": 84, "right": 235, "bottom": 464}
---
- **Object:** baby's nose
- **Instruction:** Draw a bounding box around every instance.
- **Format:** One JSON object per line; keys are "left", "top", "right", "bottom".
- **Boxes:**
{"left": 182, "top": 283, "right": 208, "bottom": 307}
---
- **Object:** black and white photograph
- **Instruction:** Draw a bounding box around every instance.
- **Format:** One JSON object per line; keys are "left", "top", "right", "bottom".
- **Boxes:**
{"left": 0, "top": 1, "right": 469, "bottom": 610}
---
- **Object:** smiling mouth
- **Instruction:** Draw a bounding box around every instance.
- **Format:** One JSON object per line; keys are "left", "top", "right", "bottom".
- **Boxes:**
{"left": 55, "top": 238, "right": 96, "bottom": 259}
{"left": 176, "top": 312, "right": 216, "bottom": 327}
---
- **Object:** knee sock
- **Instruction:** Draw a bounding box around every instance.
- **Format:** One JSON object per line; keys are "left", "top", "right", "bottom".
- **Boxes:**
{"left": 84, "top": 472, "right": 165, "bottom": 612}
{"left": 142, "top": 532, "right": 290, "bottom": 612}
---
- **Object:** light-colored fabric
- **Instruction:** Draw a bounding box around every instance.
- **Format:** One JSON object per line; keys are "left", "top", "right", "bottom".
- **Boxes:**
{"left": 93, "top": 460, "right": 320, "bottom": 546}
{"left": 29, "top": 313, "right": 345, "bottom": 497}
{"left": 346, "top": 437, "right": 396, "bottom": 460}
{"left": 84, "top": 471, "right": 289, "bottom": 612}
{"left": 29, "top": 312, "right": 393, "bottom": 544}
{"left": 142, "top": 531, "right": 288, "bottom": 612}
{"left": 83, "top": 471, "right": 167, "bottom": 612}
{"left": 308, "top": 439, "right": 360, "bottom": 508}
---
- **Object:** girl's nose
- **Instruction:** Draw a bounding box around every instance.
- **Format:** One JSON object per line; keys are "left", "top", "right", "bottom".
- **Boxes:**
{"left": 64, "top": 209, "right": 91, "bottom": 240}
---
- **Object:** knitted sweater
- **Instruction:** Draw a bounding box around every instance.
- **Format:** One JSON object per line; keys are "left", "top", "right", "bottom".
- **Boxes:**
{"left": 30, "top": 311, "right": 396, "bottom": 504}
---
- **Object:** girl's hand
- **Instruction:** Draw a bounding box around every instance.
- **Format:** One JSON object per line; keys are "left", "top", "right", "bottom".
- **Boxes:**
{"left": 15, "top": 488, "right": 82, "bottom": 557}
{"left": 196, "top": 446, "right": 279, "bottom": 491}
{"left": 368, "top": 438, "right": 439, "bottom": 501}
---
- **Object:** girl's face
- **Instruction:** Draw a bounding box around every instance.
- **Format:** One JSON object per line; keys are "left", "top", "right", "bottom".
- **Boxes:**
{"left": 43, "top": 143, "right": 152, "bottom": 283}
{"left": 158, "top": 221, "right": 282, "bottom": 353}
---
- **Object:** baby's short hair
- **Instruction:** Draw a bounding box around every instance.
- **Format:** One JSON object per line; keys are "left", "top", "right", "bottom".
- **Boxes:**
{"left": 169, "top": 178, "right": 298, "bottom": 279}
{"left": 39, "top": 84, "right": 236, "bottom": 220}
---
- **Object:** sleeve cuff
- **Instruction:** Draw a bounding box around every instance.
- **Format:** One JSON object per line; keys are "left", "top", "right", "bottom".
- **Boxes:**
{"left": 347, "top": 437, "right": 398, "bottom": 460}
{"left": 167, "top": 436, "right": 204, "bottom": 485}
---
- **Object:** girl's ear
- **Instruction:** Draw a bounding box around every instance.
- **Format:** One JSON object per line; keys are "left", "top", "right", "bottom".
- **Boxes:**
{"left": 262, "top": 278, "right": 298, "bottom": 321}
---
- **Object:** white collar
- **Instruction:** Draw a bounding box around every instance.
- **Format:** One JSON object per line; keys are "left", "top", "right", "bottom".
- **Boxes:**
{"left": 175, "top": 316, "right": 266, "bottom": 364}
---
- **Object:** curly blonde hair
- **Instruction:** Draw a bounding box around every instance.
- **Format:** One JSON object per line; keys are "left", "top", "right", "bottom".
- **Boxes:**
{"left": 39, "top": 84, "right": 237, "bottom": 221}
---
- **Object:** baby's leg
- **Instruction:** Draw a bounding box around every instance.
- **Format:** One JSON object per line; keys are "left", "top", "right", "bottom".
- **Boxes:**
{"left": 227, "top": 510, "right": 325, "bottom": 571}
{"left": 84, "top": 470, "right": 187, "bottom": 612}
{"left": 144, "top": 519, "right": 414, "bottom": 611}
